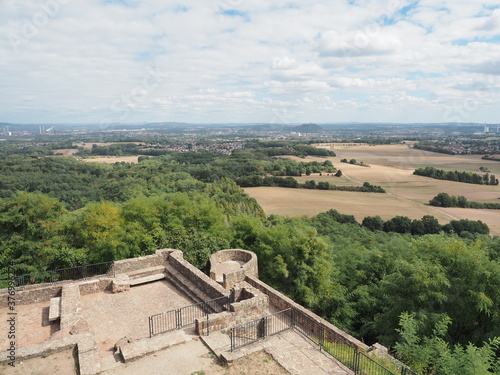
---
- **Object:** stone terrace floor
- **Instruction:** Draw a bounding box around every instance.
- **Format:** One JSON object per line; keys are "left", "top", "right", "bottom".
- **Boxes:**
{"left": 0, "top": 300, "right": 57, "bottom": 351}
{"left": 80, "top": 279, "right": 195, "bottom": 360}
{"left": 204, "top": 328, "right": 353, "bottom": 375}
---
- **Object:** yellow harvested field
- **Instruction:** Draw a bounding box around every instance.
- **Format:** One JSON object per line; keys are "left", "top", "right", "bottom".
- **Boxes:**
{"left": 52, "top": 148, "right": 78, "bottom": 156}
{"left": 81, "top": 156, "right": 141, "bottom": 164}
{"left": 263, "top": 145, "right": 500, "bottom": 234}
{"left": 244, "top": 187, "right": 454, "bottom": 223}
{"left": 436, "top": 207, "right": 500, "bottom": 236}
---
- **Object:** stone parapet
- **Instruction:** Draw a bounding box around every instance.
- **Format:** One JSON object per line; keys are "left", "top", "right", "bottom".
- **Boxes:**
{"left": 168, "top": 250, "right": 227, "bottom": 300}
{"left": 195, "top": 284, "right": 269, "bottom": 335}
{"left": 245, "top": 275, "right": 370, "bottom": 351}
{"left": 209, "top": 249, "right": 258, "bottom": 289}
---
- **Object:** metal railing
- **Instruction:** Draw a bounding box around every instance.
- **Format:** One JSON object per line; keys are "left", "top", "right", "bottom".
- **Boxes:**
{"left": 356, "top": 352, "right": 396, "bottom": 375}
{"left": 149, "top": 295, "right": 230, "bottom": 337}
{"left": 3, "top": 262, "right": 115, "bottom": 288}
{"left": 230, "top": 308, "right": 293, "bottom": 350}
{"left": 230, "top": 307, "right": 419, "bottom": 375}
{"left": 401, "top": 368, "right": 418, "bottom": 375}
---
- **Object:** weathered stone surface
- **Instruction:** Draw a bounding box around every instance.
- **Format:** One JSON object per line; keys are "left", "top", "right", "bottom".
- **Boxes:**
{"left": 112, "top": 274, "right": 131, "bottom": 293}
{"left": 120, "top": 329, "right": 194, "bottom": 362}
{"left": 60, "top": 284, "right": 84, "bottom": 334}
{"left": 49, "top": 297, "right": 61, "bottom": 322}
{"left": 129, "top": 273, "right": 165, "bottom": 286}
{"left": 70, "top": 319, "right": 90, "bottom": 335}
{"left": 0, "top": 332, "right": 100, "bottom": 375}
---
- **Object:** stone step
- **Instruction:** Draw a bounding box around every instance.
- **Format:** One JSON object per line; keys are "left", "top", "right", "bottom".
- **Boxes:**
{"left": 164, "top": 264, "right": 212, "bottom": 304}
{"left": 118, "top": 327, "right": 196, "bottom": 362}
{"left": 49, "top": 297, "right": 61, "bottom": 322}
{"left": 129, "top": 273, "right": 165, "bottom": 286}
{"left": 127, "top": 265, "right": 166, "bottom": 280}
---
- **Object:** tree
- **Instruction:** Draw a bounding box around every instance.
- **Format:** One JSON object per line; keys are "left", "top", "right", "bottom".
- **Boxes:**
{"left": 429, "top": 193, "right": 453, "bottom": 207}
{"left": 0, "top": 192, "right": 67, "bottom": 273}
{"left": 384, "top": 216, "right": 411, "bottom": 233}
{"left": 395, "top": 313, "right": 500, "bottom": 375}
{"left": 421, "top": 215, "right": 441, "bottom": 234}
{"left": 335, "top": 170, "right": 343, "bottom": 177}
{"left": 317, "top": 181, "right": 330, "bottom": 190}
{"left": 304, "top": 180, "right": 316, "bottom": 189}
{"left": 362, "top": 216, "right": 384, "bottom": 231}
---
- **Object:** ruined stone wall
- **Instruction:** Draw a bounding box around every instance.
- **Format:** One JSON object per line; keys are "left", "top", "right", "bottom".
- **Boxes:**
{"left": 113, "top": 249, "right": 171, "bottom": 275}
{"left": 209, "top": 249, "right": 258, "bottom": 289}
{"left": 168, "top": 250, "right": 227, "bottom": 299}
{"left": 0, "top": 276, "right": 113, "bottom": 308}
{"left": 195, "top": 286, "right": 269, "bottom": 334}
{"left": 245, "top": 275, "right": 369, "bottom": 351}
{"left": 210, "top": 249, "right": 258, "bottom": 280}
{"left": 0, "top": 283, "right": 63, "bottom": 307}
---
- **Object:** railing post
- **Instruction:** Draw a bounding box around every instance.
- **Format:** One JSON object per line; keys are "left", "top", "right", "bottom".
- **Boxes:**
{"left": 354, "top": 348, "right": 360, "bottom": 375}
{"left": 176, "top": 309, "right": 182, "bottom": 329}
{"left": 230, "top": 328, "right": 234, "bottom": 352}
{"left": 261, "top": 317, "right": 267, "bottom": 339}
{"left": 83, "top": 265, "right": 88, "bottom": 279}
{"left": 206, "top": 314, "right": 209, "bottom": 336}
{"left": 319, "top": 325, "right": 324, "bottom": 351}
{"left": 149, "top": 316, "right": 153, "bottom": 338}
{"left": 291, "top": 307, "right": 296, "bottom": 328}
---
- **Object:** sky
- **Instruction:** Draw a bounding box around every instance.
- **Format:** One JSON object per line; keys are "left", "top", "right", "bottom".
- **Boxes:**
{"left": 1, "top": 0, "right": 500, "bottom": 125}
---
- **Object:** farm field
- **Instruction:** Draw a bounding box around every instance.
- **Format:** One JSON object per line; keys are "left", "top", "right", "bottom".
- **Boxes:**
{"left": 306, "top": 144, "right": 500, "bottom": 174}
{"left": 243, "top": 187, "right": 454, "bottom": 223}
{"left": 80, "top": 155, "right": 142, "bottom": 164}
{"left": 257, "top": 145, "right": 500, "bottom": 234}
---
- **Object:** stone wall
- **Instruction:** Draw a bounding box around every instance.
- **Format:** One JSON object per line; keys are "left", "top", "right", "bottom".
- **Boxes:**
{"left": 0, "top": 332, "right": 100, "bottom": 375}
{"left": 0, "top": 283, "right": 63, "bottom": 307}
{"left": 0, "top": 275, "right": 114, "bottom": 308}
{"left": 245, "top": 275, "right": 370, "bottom": 351}
{"left": 195, "top": 285, "right": 269, "bottom": 335}
{"left": 209, "top": 249, "right": 258, "bottom": 289}
{"left": 78, "top": 278, "right": 113, "bottom": 295}
{"left": 113, "top": 249, "right": 171, "bottom": 275}
{"left": 168, "top": 250, "right": 227, "bottom": 299}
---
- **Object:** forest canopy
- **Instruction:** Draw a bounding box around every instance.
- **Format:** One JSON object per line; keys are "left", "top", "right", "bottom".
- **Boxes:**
{"left": 0, "top": 142, "right": 499, "bottom": 371}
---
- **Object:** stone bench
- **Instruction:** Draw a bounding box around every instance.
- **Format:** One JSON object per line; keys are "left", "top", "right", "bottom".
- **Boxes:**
{"left": 49, "top": 297, "right": 61, "bottom": 322}
{"left": 129, "top": 273, "right": 165, "bottom": 286}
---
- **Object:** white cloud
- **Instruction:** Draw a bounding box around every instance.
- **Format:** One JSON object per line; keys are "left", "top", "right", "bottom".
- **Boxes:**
{"left": 1, "top": 0, "right": 499, "bottom": 123}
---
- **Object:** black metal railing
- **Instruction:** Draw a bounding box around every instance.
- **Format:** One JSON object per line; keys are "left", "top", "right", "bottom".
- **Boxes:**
{"left": 230, "top": 308, "right": 293, "bottom": 350}
{"left": 356, "top": 352, "right": 396, "bottom": 375}
{"left": 3, "top": 262, "right": 115, "bottom": 288}
{"left": 401, "top": 368, "right": 419, "bottom": 375}
{"left": 321, "top": 324, "right": 358, "bottom": 369}
{"left": 230, "top": 307, "right": 419, "bottom": 375}
{"left": 149, "top": 295, "right": 230, "bottom": 337}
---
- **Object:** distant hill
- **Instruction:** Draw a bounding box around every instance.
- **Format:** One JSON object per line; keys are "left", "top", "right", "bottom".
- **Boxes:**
{"left": 287, "top": 123, "right": 324, "bottom": 133}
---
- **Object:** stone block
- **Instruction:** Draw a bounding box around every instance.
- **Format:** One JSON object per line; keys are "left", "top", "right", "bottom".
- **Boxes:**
{"left": 112, "top": 274, "right": 130, "bottom": 293}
